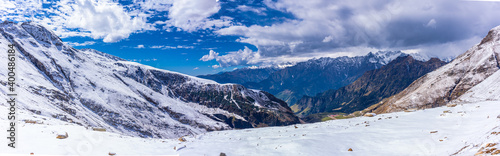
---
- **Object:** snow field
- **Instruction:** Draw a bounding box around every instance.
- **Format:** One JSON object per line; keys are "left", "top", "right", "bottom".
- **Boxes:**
{"left": 1, "top": 101, "right": 498, "bottom": 155}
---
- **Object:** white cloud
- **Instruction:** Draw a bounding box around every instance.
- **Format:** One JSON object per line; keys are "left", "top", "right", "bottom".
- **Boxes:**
{"left": 151, "top": 45, "right": 168, "bottom": 49}
{"left": 135, "top": 45, "right": 145, "bottom": 48}
{"left": 212, "top": 65, "right": 221, "bottom": 69}
{"left": 201, "top": 47, "right": 262, "bottom": 67}
{"left": 425, "top": 19, "right": 437, "bottom": 28}
{"left": 1, "top": 0, "right": 157, "bottom": 43}
{"left": 200, "top": 50, "right": 219, "bottom": 61}
{"left": 176, "top": 45, "right": 195, "bottom": 49}
{"left": 65, "top": 41, "right": 96, "bottom": 46}
{"left": 63, "top": 0, "right": 154, "bottom": 42}
{"left": 322, "top": 36, "right": 334, "bottom": 43}
{"left": 236, "top": 5, "right": 267, "bottom": 15}
{"left": 128, "top": 58, "right": 157, "bottom": 62}
{"left": 0, "top": 0, "right": 42, "bottom": 21}
{"left": 149, "top": 45, "right": 195, "bottom": 49}
{"left": 164, "top": 0, "right": 231, "bottom": 32}
{"left": 135, "top": 0, "right": 173, "bottom": 12}
{"left": 193, "top": 67, "right": 199, "bottom": 70}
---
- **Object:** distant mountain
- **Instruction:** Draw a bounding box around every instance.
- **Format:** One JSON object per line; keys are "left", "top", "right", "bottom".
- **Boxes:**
{"left": 294, "top": 56, "right": 446, "bottom": 121}
{"left": 242, "top": 51, "right": 416, "bottom": 106}
{"left": 0, "top": 21, "right": 299, "bottom": 139}
{"left": 368, "top": 25, "right": 500, "bottom": 114}
{"left": 198, "top": 67, "right": 279, "bottom": 84}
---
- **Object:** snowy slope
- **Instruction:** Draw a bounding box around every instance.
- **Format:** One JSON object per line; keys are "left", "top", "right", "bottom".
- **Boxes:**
{"left": 372, "top": 25, "right": 500, "bottom": 114}
{"left": 1, "top": 100, "right": 498, "bottom": 155}
{"left": 455, "top": 69, "right": 500, "bottom": 103}
{"left": 0, "top": 21, "right": 299, "bottom": 139}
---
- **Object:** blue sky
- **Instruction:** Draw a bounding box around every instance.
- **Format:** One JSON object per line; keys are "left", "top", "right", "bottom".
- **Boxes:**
{"left": 1, "top": 0, "right": 500, "bottom": 75}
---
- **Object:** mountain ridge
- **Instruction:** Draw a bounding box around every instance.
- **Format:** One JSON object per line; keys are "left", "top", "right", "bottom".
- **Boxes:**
{"left": 198, "top": 67, "right": 279, "bottom": 84}
{"left": 199, "top": 50, "right": 449, "bottom": 106}
{"left": 0, "top": 21, "right": 299, "bottom": 138}
{"left": 294, "top": 55, "right": 446, "bottom": 121}
{"left": 368, "top": 25, "right": 500, "bottom": 114}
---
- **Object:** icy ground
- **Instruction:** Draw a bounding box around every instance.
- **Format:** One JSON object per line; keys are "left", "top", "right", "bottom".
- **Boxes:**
{"left": 1, "top": 101, "right": 499, "bottom": 156}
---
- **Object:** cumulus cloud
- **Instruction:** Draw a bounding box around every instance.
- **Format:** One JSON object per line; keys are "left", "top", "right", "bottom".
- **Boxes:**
{"left": 62, "top": 0, "right": 154, "bottom": 42}
{"left": 200, "top": 50, "right": 219, "bottom": 61}
{"left": 1, "top": 0, "right": 157, "bottom": 42}
{"left": 163, "top": 0, "right": 232, "bottom": 32}
{"left": 213, "top": 0, "right": 500, "bottom": 67}
{"left": 200, "top": 47, "right": 261, "bottom": 67}
{"left": 215, "top": 47, "right": 261, "bottom": 67}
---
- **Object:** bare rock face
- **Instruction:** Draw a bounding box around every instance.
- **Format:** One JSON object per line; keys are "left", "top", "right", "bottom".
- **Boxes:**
{"left": 370, "top": 25, "right": 500, "bottom": 114}
{"left": 0, "top": 21, "right": 299, "bottom": 139}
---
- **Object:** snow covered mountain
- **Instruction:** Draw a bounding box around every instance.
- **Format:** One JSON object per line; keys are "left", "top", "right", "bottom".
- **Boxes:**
{"left": 241, "top": 50, "right": 434, "bottom": 106}
{"left": 294, "top": 55, "right": 446, "bottom": 121}
{"left": 370, "top": 25, "right": 500, "bottom": 114}
{"left": 0, "top": 21, "right": 299, "bottom": 139}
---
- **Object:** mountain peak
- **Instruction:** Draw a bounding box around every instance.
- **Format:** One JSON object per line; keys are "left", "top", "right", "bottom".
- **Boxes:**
{"left": 479, "top": 25, "right": 500, "bottom": 46}
{"left": 21, "top": 22, "right": 65, "bottom": 48}
{"left": 1, "top": 21, "right": 65, "bottom": 50}
{"left": 367, "top": 50, "right": 405, "bottom": 65}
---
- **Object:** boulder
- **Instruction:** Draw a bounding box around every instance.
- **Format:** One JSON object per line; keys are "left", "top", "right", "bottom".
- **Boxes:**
{"left": 404, "top": 108, "right": 417, "bottom": 112}
{"left": 363, "top": 113, "right": 376, "bottom": 117}
{"left": 24, "top": 120, "right": 37, "bottom": 124}
{"left": 446, "top": 104, "right": 457, "bottom": 107}
{"left": 56, "top": 132, "right": 68, "bottom": 139}
{"left": 178, "top": 137, "right": 186, "bottom": 142}
{"left": 92, "top": 127, "right": 106, "bottom": 132}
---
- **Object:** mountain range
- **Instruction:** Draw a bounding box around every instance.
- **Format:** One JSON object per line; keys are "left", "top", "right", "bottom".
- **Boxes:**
{"left": 200, "top": 51, "right": 440, "bottom": 106}
{"left": 0, "top": 21, "right": 299, "bottom": 139}
{"left": 198, "top": 67, "right": 279, "bottom": 84}
{"left": 294, "top": 55, "right": 446, "bottom": 121}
